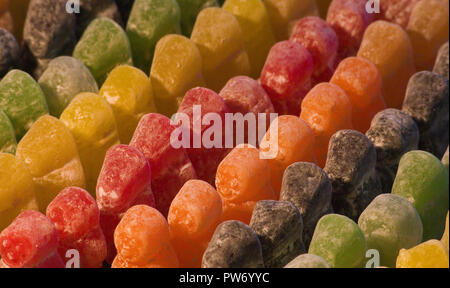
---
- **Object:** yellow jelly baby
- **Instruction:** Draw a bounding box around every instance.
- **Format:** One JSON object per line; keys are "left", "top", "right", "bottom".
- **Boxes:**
{"left": 264, "top": 0, "right": 319, "bottom": 40}
{"left": 396, "top": 240, "right": 449, "bottom": 268}
{"left": 60, "top": 93, "right": 120, "bottom": 195}
{"left": 16, "top": 115, "right": 85, "bottom": 212}
{"left": 150, "top": 34, "right": 205, "bottom": 117}
{"left": 191, "top": 7, "right": 251, "bottom": 92}
{"left": 223, "top": 0, "right": 276, "bottom": 78}
{"left": 99, "top": 65, "right": 156, "bottom": 144}
{"left": 0, "top": 153, "right": 38, "bottom": 232}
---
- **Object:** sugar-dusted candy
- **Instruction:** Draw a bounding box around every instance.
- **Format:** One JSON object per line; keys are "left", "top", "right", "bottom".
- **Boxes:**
{"left": 327, "top": 0, "right": 374, "bottom": 58}
{"left": 22, "top": 0, "right": 76, "bottom": 78}
{"left": 219, "top": 76, "right": 274, "bottom": 116}
{"left": 260, "top": 41, "right": 314, "bottom": 116}
{"left": 215, "top": 144, "right": 274, "bottom": 224}
{"left": 407, "top": 0, "right": 449, "bottom": 71}
{"left": 357, "top": 20, "right": 415, "bottom": 109}
{"left": 0, "top": 153, "right": 38, "bottom": 232}
{"left": 202, "top": 220, "right": 264, "bottom": 268}
{"left": 290, "top": 16, "right": 338, "bottom": 84}
{"left": 96, "top": 145, "right": 155, "bottom": 216}
{"left": 309, "top": 214, "right": 367, "bottom": 268}
{"left": 113, "top": 205, "right": 179, "bottom": 268}
{"left": 300, "top": 83, "right": 353, "bottom": 167}
{"left": 191, "top": 7, "right": 251, "bottom": 92}
{"left": 396, "top": 240, "right": 449, "bottom": 268}
{"left": 324, "top": 130, "right": 382, "bottom": 221}
{"left": 112, "top": 251, "right": 178, "bottom": 268}
{"left": 126, "top": 0, "right": 181, "bottom": 73}
{"left": 130, "top": 113, "right": 196, "bottom": 216}
{"left": 168, "top": 180, "right": 222, "bottom": 268}
{"left": 366, "top": 109, "right": 419, "bottom": 194}
{"left": 0, "top": 28, "right": 19, "bottom": 77}
{"left": 175, "top": 87, "right": 229, "bottom": 185}
{"left": 0, "top": 70, "right": 48, "bottom": 139}
{"left": 150, "top": 34, "right": 205, "bottom": 117}
{"left": 330, "top": 57, "right": 386, "bottom": 133}
{"left": 97, "top": 144, "right": 155, "bottom": 263}
{"left": 73, "top": 17, "right": 132, "bottom": 86}
{"left": 264, "top": 0, "right": 319, "bottom": 41}
{"left": 75, "top": 0, "right": 122, "bottom": 37}
{"left": 250, "top": 200, "right": 305, "bottom": 268}
{"left": 60, "top": 93, "right": 120, "bottom": 195}
{"left": 280, "top": 162, "right": 333, "bottom": 247}
{"left": 392, "top": 151, "right": 449, "bottom": 240}
{"left": 99, "top": 65, "right": 156, "bottom": 144}
{"left": 38, "top": 56, "right": 99, "bottom": 117}
{"left": 379, "top": 0, "right": 420, "bottom": 28}
{"left": 402, "top": 71, "right": 449, "bottom": 159}
{"left": 358, "top": 194, "right": 423, "bottom": 267}
{"left": 0, "top": 210, "right": 64, "bottom": 268}
{"left": 284, "top": 254, "right": 331, "bottom": 268}
{"left": 434, "top": 42, "right": 449, "bottom": 80}
{"left": 219, "top": 76, "right": 275, "bottom": 145}
{"left": 46, "top": 187, "right": 107, "bottom": 268}
{"left": 16, "top": 115, "right": 85, "bottom": 212}
{"left": 223, "top": 0, "right": 276, "bottom": 78}
{"left": 177, "top": 0, "right": 218, "bottom": 36}
{"left": 442, "top": 212, "right": 449, "bottom": 251}
{"left": 260, "top": 115, "right": 316, "bottom": 196}
{"left": 0, "top": 111, "right": 16, "bottom": 154}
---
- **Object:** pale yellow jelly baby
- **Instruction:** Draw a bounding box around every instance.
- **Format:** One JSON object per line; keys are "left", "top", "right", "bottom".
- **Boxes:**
{"left": 0, "top": 153, "right": 38, "bottom": 232}
{"left": 16, "top": 115, "right": 85, "bottom": 212}
{"left": 60, "top": 93, "right": 120, "bottom": 195}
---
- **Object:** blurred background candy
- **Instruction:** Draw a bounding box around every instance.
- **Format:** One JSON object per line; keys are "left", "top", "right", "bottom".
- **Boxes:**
{"left": 22, "top": 0, "right": 76, "bottom": 78}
